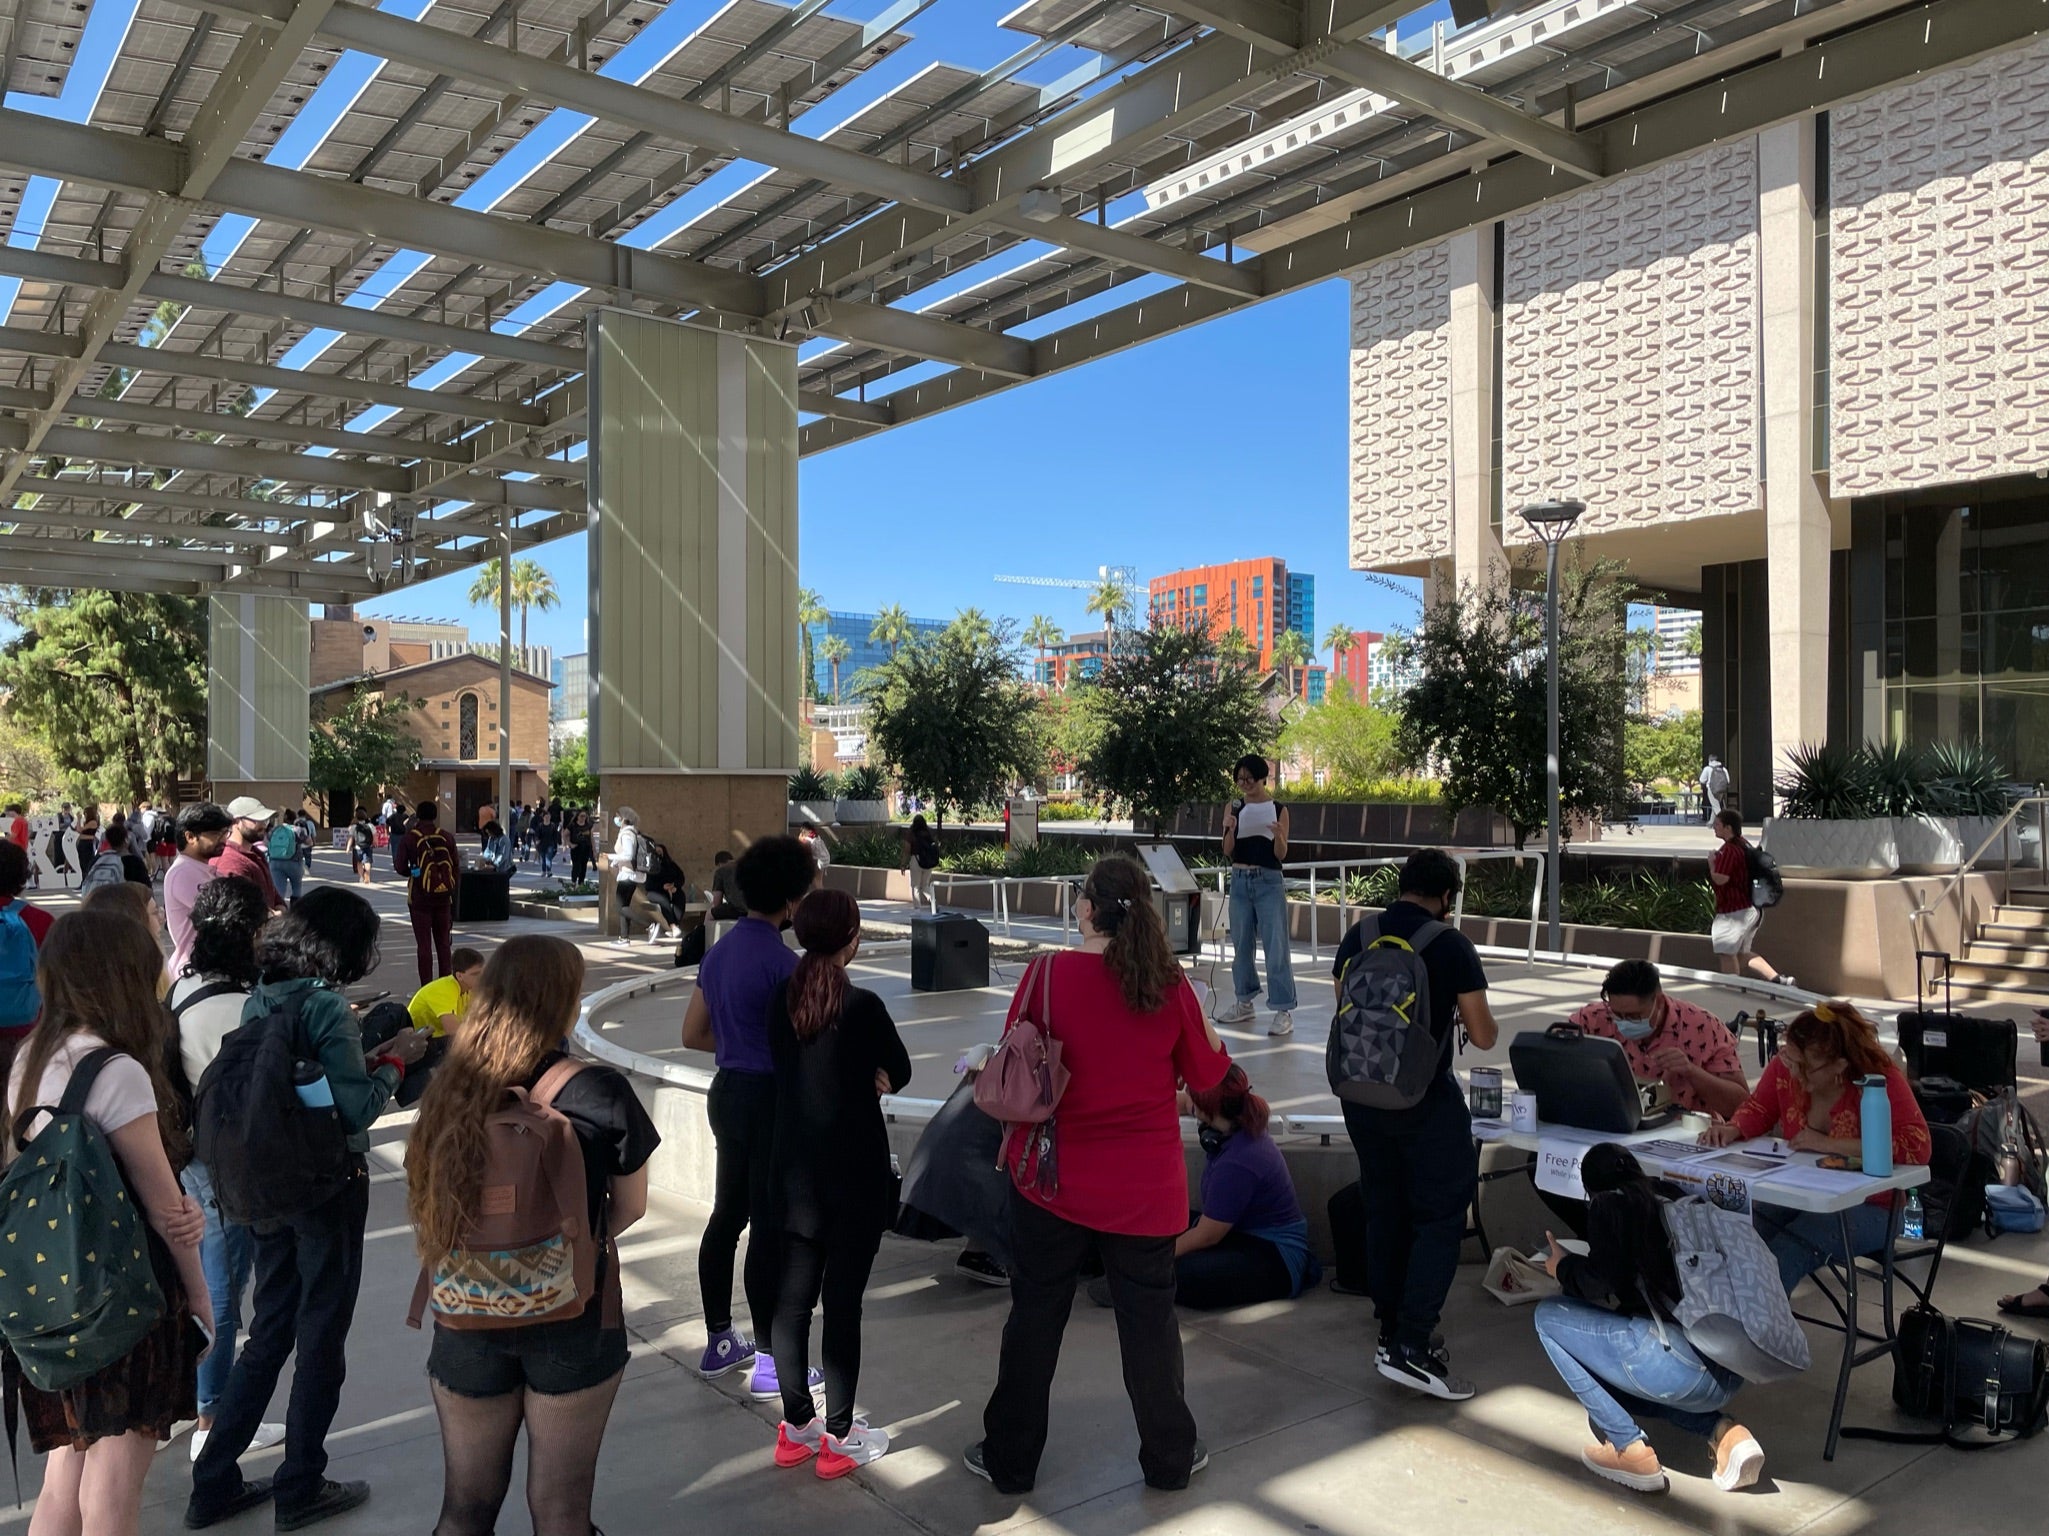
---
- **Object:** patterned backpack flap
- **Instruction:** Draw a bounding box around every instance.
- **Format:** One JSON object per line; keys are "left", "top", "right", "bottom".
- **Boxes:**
{"left": 0, "top": 1049, "right": 165, "bottom": 1391}
{"left": 409, "top": 1060, "right": 597, "bottom": 1332}
{"left": 1661, "top": 1195, "right": 1812, "bottom": 1383}
{"left": 1326, "top": 916, "right": 1448, "bottom": 1110}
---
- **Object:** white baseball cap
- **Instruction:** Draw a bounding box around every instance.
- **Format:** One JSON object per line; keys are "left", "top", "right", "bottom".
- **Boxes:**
{"left": 224, "top": 796, "right": 276, "bottom": 821}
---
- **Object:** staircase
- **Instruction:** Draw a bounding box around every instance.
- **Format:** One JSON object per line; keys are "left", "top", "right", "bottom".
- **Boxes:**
{"left": 1946, "top": 888, "right": 2049, "bottom": 1005}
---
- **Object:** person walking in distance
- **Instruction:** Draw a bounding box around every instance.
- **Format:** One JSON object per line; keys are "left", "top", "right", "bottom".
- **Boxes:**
{"left": 767, "top": 890, "right": 911, "bottom": 1477}
{"left": 1708, "top": 812, "right": 1792, "bottom": 987}
{"left": 604, "top": 809, "right": 648, "bottom": 947}
{"left": 395, "top": 801, "right": 461, "bottom": 987}
{"left": 1699, "top": 754, "right": 1730, "bottom": 824}
{"left": 680, "top": 836, "right": 819, "bottom": 1393}
{"left": 210, "top": 798, "right": 283, "bottom": 914}
{"left": 1329, "top": 849, "right": 1499, "bottom": 1400}
{"left": 1215, "top": 754, "right": 1297, "bottom": 1037}
{"left": 407, "top": 937, "right": 659, "bottom": 1536}
{"left": 569, "top": 811, "right": 594, "bottom": 886}
{"left": 187, "top": 888, "right": 429, "bottom": 1531}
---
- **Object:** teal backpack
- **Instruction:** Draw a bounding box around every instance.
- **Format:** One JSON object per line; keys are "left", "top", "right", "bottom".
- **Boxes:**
{"left": 0, "top": 1049, "right": 165, "bottom": 1393}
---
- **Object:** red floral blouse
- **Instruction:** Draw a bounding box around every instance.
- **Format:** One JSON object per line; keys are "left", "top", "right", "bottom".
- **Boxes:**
{"left": 1730, "top": 1057, "right": 1931, "bottom": 1204}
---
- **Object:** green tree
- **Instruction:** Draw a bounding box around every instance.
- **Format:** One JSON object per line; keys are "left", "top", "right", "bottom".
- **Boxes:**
{"left": 868, "top": 603, "right": 913, "bottom": 659}
{"left": 1272, "top": 628, "right": 1311, "bottom": 701}
{"left": 865, "top": 623, "right": 1041, "bottom": 829}
{"left": 1324, "top": 623, "right": 1358, "bottom": 670}
{"left": 1079, "top": 619, "right": 1273, "bottom": 836}
{"left": 466, "top": 557, "right": 561, "bottom": 650}
{"left": 1279, "top": 686, "right": 1401, "bottom": 786}
{"left": 819, "top": 634, "right": 853, "bottom": 703}
{"left": 1624, "top": 710, "right": 1704, "bottom": 795}
{"left": 0, "top": 706, "right": 62, "bottom": 807}
{"left": 1217, "top": 626, "right": 1255, "bottom": 670}
{"left": 1086, "top": 576, "right": 1134, "bottom": 642}
{"left": 548, "top": 734, "right": 599, "bottom": 805}
{"left": 1023, "top": 614, "right": 1064, "bottom": 685}
{"left": 307, "top": 684, "right": 421, "bottom": 820}
{"left": 1393, "top": 552, "right": 1633, "bottom": 849}
{"left": 947, "top": 607, "right": 994, "bottom": 648}
{"left": 797, "top": 588, "right": 827, "bottom": 704}
{"left": 0, "top": 590, "right": 205, "bottom": 805}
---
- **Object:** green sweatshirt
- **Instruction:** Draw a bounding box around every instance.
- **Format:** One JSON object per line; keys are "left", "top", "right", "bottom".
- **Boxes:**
{"left": 242, "top": 977, "right": 400, "bottom": 1154}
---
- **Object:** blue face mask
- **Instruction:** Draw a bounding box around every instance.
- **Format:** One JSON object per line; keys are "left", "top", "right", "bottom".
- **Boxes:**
{"left": 1613, "top": 1015, "right": 1655, "bottom": 1041}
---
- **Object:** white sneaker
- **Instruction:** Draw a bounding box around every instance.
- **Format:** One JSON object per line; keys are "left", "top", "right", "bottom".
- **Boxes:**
{"left": 1267, "top": 1011, "right": 1294, "bottom": 1037}
{"left": 817, "top": 1424, "right": 890, "bottom": 1478}
{"left": 1214, "top": 998, "right": 1255, "bottom": 1025}
{"left": 647, "top": 922, "right": 662, "bottom": 943}
{"left": 190, "top": 1422, "right": 285, "bottom": 1463}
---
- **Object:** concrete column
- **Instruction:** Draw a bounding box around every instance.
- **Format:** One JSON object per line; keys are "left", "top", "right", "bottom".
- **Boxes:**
{"left": 206, "top": 594, "right": 310, "bottom": 812}
{"left": 1447, "top": 225, "right": 1507, "bottom": 597}
{"left": 1760, "top": 119, "right": 1835, "bottom": 779}
{"left": 587, "top": 311, "right": 800, "bottom": 920}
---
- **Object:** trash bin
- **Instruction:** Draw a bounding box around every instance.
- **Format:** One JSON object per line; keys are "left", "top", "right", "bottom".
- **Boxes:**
{"left": 912, "top": 912, "right": 990, "bottom": 992}
{"left": 457, "top": 868, "right": 511, "bottom": 922}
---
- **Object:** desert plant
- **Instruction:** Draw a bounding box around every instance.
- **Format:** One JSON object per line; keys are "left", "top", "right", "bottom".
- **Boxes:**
{"left": 1774, "top": 741, "right": 1876, "bottom": 820}
{"left": 838, "top": 763, "right": 886, "bottom": 801}
{"left": 788, "top": 765, "right": 833, "bottom": 802}
{"left": 1919, "top": 740, "right": 2014, "bottom": 817}
{"left": 830, "top": 831, "right": 910, "bottom": 868}
{"left": 1862, "top": 740, "right": 1929, "bottom": 817}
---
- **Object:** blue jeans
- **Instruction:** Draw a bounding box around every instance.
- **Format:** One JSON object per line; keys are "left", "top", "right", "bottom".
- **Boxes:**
{"left": 1228, "top": 866, "right": 1296, "bottom": 1011}
{"left": 276, "top": 858, "right": 304, "bottom": 901}
{"left": 181, "top": 1161, "right": 254, "bottom": 1418}
{"left": 1533, "top": 1297, "right": 1741, "bottom": 1449}
{"left": 1755, "top": 1202, "right": 1893, "bottom": 1293}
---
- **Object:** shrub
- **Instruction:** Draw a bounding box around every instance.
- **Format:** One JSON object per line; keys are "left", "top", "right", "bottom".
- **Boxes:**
{"left": 831, "top": 831, "right": 906, "bottom": 869}
{"left": 788, "top": 765, "right": 832, "bottom": 802}
{"left": 1278, "top": 777, "right": 1442, "bottom": 805}
{"left": 1038, "top": 799, "right": 1098, "bottom": 822}
{"left": 1774, "top": 741, "right": 1875, "bottom": 820}
{"left": 837, "top": 763, "right": 886, "bottom": 801}
{"left": 1921, "top": 741, "right": 2013, "bottom": 816}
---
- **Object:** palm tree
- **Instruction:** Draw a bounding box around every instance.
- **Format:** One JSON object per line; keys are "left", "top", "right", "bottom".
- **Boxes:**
{"left": 1272, "top": 628, "right": 1311, "bottom": 701}
{"left": 797, "top": 587, "right": 827, "bottom": 704}
{"left": 1218, "top": 626, "right": 1254, "bottom": 670}
{"left": 949, "top": 607, "right": 994, "bottom": 648}
{"left": 820, "top": 634, "right": 853, "bottom": 703}
{"left": 1324, "top": 622, "right": 1357, "bottom": 665}
{"left": 869, "top": 603, "right": 913, "bottom": 659}
{"left": 1022, "top": 614, "right": 1064, "bottom": 686}
{"left": 1085, "top": 576, "right": 1133, "bottom": 644}
{"left": 466, "top": 557, "right": 561, "bottom": 652}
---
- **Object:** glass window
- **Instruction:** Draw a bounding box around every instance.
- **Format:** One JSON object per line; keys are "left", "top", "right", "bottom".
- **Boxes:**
{"left": 1896, "top": 505, "right": 1971, "bottom": 621}
{"left": 458, "top": 694, "right": 479, "bottom": 760}
{"left": 1889, "top": 684, "right": 1980, "bottom": 755}
{"left": 1979, "top": 608, "right": 2049, "bottom": 679}
{"left": 1983, "top": 680, "right": 2049, "bottom": 786}
{"left": 1975, "top": 504, "right": 2049, "bottom": 613}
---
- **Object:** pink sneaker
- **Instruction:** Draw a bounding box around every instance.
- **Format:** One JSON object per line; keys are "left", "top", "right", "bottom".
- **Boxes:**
{"left": 775, "top": 1420, "right": 824, "bottom": 1468}
{"left": 815, "top": 1424, "right": 890, "bottom": 1480}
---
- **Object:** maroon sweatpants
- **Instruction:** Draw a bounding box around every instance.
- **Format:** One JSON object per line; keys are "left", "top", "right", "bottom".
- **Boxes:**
{"left": 409, "top": 900, "right": 453, "bottom": 986}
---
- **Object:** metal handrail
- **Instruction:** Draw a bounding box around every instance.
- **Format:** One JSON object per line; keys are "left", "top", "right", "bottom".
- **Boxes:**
{"left": 1914, "top": 794, "right": 2049, "bottom": 962}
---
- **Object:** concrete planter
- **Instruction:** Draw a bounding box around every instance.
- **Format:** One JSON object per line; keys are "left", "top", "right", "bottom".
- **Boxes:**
{"left": 787, "top": 800, "right": 837, "bottom": 827}
{"left": 1760, "top": 817, "right": 1900, "bottom": 879}
{"left": 835, "top": 799, "right": 889, "bottom": 825}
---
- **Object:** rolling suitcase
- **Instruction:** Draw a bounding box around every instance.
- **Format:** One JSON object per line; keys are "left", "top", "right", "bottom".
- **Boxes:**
{"left": 1898, "top": 950, "right": 2016, "bottom": 1097}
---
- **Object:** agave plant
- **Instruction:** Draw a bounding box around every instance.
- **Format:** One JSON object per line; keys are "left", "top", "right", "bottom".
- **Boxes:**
{"left": 1774, "top": 741, "right": 1877, "bottom": 820}
{"left": 1920, "top": 740, "right": 2014, "bottom": 817}
{"left": 1861, "top": 740, "right": 1929, "bottom": 817}
{"left": 838, "top": 763, "right": 886, "bottom": 801}
{"left": 787, "top": 765, "right": 833, "bottom": 802}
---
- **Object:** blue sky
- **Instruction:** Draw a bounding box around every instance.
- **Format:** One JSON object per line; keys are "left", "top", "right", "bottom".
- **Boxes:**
{"left": 4, "top": 0, "right": 1458, "bottom": 660}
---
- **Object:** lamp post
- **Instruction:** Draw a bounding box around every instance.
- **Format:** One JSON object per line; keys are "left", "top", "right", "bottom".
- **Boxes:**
{"left": 1517, "top": 499, "right": 1587, "bottom": 954}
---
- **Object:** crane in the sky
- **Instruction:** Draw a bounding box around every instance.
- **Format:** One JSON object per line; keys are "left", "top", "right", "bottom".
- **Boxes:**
{"left": 994, "top": 565, "right": 1144, "bottom": 637}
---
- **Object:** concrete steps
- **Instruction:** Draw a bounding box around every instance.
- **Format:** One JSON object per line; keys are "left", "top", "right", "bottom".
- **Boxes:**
{"left": 1940, "top": 888, "right": 2049, "bottom": 1003}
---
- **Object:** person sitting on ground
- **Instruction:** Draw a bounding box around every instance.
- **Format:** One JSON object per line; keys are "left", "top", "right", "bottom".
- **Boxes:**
{"left": 169, "top": 875, "right": 286, "bottom": 1466}
{"left": 767, "top": 889, "right": 911, "bottom": 1477}
{"left": 1533, "top": 1144, "right": 1765, "bottom": 1497}
{"left": 708, "top": 850, "right": 744, "bottom": 920}
{"left": 1570, "top": 960, "right": 1750, "bottom": 1119}
{"left": 2, "top": 909, "right": 212, "bottom": 1536}
{"left": 409, "top": 948, "right": 485, "bottom": 1040}
{"left": 1702, "top": 1001, "right": 1930, "bottom": 1293}
{"left": 407, "top": 936, "right": 658, "bottom": 1536}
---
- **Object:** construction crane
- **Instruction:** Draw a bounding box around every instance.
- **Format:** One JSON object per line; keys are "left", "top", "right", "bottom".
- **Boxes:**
{"left": 993, "top": 564, "right": 1141, "bottom": 593}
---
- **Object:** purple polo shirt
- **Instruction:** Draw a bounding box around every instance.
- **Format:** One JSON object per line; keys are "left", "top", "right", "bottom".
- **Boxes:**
{"left": 697, "top": 916, "right": 795, "bottom": 1076}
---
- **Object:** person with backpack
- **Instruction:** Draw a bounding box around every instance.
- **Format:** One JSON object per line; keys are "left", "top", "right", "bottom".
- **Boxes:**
{"left": 169, "top": 876, "right": 287, "bottom": 1466}
{"left": 0, "top": 907, "right": 212, "bottom": 1536}
{"left": 78, "top": 823, "right": 132, "bottom": 897}
{"left": 210, "top": 798, "right": 283, "bottom": 914}
{"left": 0, "top": 839, "right": 53, "bottom": 1087}
{"left": 394, "top": 800, "right": 461, "bottom": 987}
{"left": 1215, "top": 754, "right": 1298, "bottom": 1038}
{"left": 680, "top": 836, "right": 818, "bottom": 1394}
{"left": 1701, "top": 1001, "right": 1930, "bottom": 1293}
{"left": 766, "top": 889, "right": 911, "bottom": 1477}
{"left": 348, "top": 812, "right": 376, "bottom": 885}
{"left": 405, "top": 935, "right": 657, "bottom": 1536}
{"left": 1699, "top": 754, "right": 1730, "bottom": 823}
{"left": 904, "top": 816, "right": 940, "bottom": 912}
{"left": 969, "top": 856, "right": 1231, "bottom": 1495}
{"left": 187, "top": 887, "right": 429, "bottom": 1532}
{"left": 603, "top": 809, "right": 648, "bottom": 947}
{"left": 1327, "top": 848, "right": 1499, "bottom": 1401}
{"left": 1532, "top": 1144, "right": 1767, "bottom": 1494}
{"left": 1709, "top": 811, "right": 1793, "bottom": 987}
{"left": 267, "top": 817, "right": 306, "bottom": 905}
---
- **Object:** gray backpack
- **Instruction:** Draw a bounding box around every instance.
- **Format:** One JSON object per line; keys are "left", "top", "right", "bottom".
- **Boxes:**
{"left": 1326, "top": 915, "right": 1450, "bottom": 1110}
{"left": 79, "top": 851, "right": 125, "bottom": 895}
{"left": 1659, "top": 1195, "right": 1812, "bottom": 1383}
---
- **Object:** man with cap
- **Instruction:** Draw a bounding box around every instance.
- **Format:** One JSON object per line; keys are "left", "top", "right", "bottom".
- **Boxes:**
{"left": 211, "top": 796, "right": 284, "bottom": 914}
{"left": 165, "top": 802, "right": 235, "bottom": 974}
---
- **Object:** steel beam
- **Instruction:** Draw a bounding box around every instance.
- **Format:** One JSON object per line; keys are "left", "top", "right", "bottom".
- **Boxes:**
{"left": 11, "top": 475, "right": 333, "bottom": 531}
{"left": 798, "top": 389, "right": 892, "bottom": 426}
{"left": 0, "top": 498, "right": 290, "bottom": 547}
{"left": 4, "top": 422, "right": 414, "bottom": 493}
{"left": 58, "top": 395, "right": 488, "bottom": 466}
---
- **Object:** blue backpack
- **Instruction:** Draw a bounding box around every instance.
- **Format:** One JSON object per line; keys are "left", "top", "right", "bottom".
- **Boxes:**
{"left": 0, "top": 904, "right": 39, "bottom": 1033}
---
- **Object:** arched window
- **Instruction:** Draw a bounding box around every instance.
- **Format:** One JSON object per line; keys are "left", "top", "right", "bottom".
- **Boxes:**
{"left": 458, "top": 693, "right": 479, "bottom": 760}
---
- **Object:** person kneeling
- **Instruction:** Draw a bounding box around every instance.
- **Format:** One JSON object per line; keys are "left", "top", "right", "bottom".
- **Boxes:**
{"left": 1533, "top": 1146, "right": 1763, "bottom": 1496}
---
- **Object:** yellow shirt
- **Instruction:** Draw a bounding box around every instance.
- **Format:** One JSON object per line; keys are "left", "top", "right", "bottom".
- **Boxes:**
{"left": 408, "top": 975, "right": 468, "bottom": 1037}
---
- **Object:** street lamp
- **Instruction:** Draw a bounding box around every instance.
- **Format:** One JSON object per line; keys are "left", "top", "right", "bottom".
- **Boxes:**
{"left": 1517, "top": 499, "right": 1587, "bottom": 954}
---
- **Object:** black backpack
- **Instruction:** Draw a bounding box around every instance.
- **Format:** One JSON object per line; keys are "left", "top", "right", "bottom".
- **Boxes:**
{"left": 192, "top": 989, "right": 352, "bottom": 1224}
{"left": 1744, "top": 842, "right": 1784, "bottom": 909}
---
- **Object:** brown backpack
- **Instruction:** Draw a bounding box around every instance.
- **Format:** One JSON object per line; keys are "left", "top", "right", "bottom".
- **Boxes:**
{"left": 407, "top": 1059, "right": 599, "bottom": 1331}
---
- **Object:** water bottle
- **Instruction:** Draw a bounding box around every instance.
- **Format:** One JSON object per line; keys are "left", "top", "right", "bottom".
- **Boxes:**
{"left": 1859, "top": 1074, "right": 1893, "bottom": 1178}
{"left": 1902, "top": 1188, "right": 1924, "bottom": 1241}
{"left": 293, "top": 1057, "right": 335, "bottom": 1109}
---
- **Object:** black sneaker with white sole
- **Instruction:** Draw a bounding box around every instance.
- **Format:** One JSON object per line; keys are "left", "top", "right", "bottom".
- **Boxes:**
{"left": 1377, "top": 1342, "right": 1474, "bottom": 1401}
{"left": 1374, "top": 1331, "right": 1446, "bottom": 1368}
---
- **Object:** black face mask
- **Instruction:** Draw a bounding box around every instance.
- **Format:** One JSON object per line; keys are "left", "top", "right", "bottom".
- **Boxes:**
{"left": 1197, "top": 1125, "right": 1229, "bottom": 1157}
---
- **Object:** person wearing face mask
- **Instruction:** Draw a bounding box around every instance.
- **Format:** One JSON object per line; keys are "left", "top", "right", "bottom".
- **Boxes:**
{"left": 1568, "top": 961, "right": 1749, "bottom": 1120}
{"left": 1702, "top": 1002, "right": 1930, "bottom": 1293}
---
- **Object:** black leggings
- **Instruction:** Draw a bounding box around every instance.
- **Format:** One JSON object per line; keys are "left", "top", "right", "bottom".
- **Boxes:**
{"left": 699, "top": 1070, "right": 780, "bottom": 1342}
{"left": 772, "top": 1228, "right": 882, "bottom": 1436}
{"left": 1175, "top": 1230, "right": 1294, "bottom": 1310}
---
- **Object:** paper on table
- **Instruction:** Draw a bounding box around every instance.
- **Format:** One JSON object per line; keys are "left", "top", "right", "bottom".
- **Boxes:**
{"left": 1472, "top": 1119, "right": 1513, "bottom": 1143}
{"left": 1755, "top": 1164, "right": 1877, "bottom": 1197}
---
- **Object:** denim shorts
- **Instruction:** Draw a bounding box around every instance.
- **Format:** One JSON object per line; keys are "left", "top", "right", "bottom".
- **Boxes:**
{"left": 427, "top": 1300, "right": 628, "bottom": 1398}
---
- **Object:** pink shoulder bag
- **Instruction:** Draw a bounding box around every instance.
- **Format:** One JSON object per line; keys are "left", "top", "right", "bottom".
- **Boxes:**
{"left": 972, "top": 955, "right": 1070, "bottom": 1194}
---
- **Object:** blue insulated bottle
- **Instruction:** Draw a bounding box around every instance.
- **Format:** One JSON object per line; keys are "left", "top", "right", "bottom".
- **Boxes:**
{"left": 1859, "top": 1075, "right": 1893, "bottom": 1178}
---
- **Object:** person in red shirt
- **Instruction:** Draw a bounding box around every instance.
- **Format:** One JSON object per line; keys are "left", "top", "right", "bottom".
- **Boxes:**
{"left": 1708, "top": 811, "right": 1791, "bottom": 987}
{"left": 1703, "top": 1001, "right": 1930, "bottom": 1292}
{"left": 394, "top": 800, "right": 461, "bottom": 986}
{"left": 0, "top": 839, "right": 53, "bottom": 1084}
{"left": 209, "top": 797, "right": 283, "bottom": 913}
{"left": 1568, "top": 959, "right": 1749, "bottom": 1119}
{"left": 969, "top": 855, "right": 1230, "bottom": 1496}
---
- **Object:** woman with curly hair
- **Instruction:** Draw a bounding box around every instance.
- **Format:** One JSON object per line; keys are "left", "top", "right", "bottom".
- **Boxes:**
{"left": 407, "top": 936, "right": 658, "bottom": 1536}
{"left": 1703, "top": 1000, "right": 1930, "bottom": 1292}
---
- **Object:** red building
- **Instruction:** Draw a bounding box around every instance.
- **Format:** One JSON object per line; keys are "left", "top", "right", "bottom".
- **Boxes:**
{"left": 1149, "top": 558, "right": 1326, "bottom": 700}
{"left": 1330, "top": 629, "right": 1382, "bottom": 699}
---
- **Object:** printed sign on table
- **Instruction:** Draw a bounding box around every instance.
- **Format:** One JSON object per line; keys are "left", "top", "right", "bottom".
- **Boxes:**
{"left": 1534, "top": 1139, "right": 1589, "bottom": 1202}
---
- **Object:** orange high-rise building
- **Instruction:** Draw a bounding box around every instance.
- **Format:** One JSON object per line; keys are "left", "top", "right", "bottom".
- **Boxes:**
{"left": 1149, "top": 558, "right": 1325, "bottom": 702}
